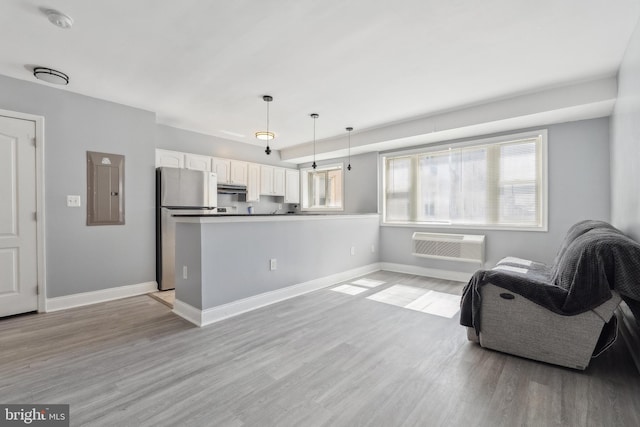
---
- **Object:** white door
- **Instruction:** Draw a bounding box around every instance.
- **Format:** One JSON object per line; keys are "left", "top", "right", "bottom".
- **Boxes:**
{"left": 0, "top": 116, "right": 38, "bottom": 317}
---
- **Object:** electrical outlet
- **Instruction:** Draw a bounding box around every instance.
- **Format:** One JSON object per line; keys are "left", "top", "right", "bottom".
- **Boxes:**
{"left": 350, "top": 246, "right": 356, "bottom": 256}
{"left": 66, "top": 195, "right": 81, "bottom": 207}
{"left": 182, "top": 265, "right": 188, "bottom": 279}
{"left": 278, "top": 204, "right": 282, "bottom": 210}
{"left": 270, "top": 258, "right": 277, "bottom": 271}
{"left": 371, "top": 245, "right": 375, "bottom": 253}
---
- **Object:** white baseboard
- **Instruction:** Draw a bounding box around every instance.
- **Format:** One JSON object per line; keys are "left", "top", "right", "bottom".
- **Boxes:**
{"left": 172, "top": 299, "right": 205, "bottom": 326}
{"left": 380, "top": 262, "right": 472, "bottom": 283}
{"left": 173, "top": 263, "right": 381, "bottom": 327}
{"left": 45, "top": 281, "right": 158, "bottom": 312}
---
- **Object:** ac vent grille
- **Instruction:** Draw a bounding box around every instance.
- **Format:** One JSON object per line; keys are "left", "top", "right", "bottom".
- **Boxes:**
{"left": 412, "top": 232, "right": 485, "bottom": 264}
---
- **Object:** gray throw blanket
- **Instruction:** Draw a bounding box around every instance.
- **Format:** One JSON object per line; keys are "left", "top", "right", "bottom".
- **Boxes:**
{"left": 460, "top": 221, "right": 640, "bottom": 338}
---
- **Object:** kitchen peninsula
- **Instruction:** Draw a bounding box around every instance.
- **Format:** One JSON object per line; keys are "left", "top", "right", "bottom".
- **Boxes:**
{"left": 172, "top": 213, "right": 380, "bottom": 326}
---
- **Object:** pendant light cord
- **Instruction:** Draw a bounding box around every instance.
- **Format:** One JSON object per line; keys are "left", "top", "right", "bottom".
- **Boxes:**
{"left": 346, "top": 126, "right": 353, "bottom": 171}
{"left": 311, "top": 113, "right": 318, "bottom": 169}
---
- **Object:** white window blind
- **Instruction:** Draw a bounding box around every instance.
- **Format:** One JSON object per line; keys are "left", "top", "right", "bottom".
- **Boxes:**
{"left": 383, "top": 133, "right": 546, "bottom": 229}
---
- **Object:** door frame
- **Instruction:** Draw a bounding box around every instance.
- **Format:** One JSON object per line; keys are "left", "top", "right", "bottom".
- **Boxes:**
{"left": 0, "top": 108, "right": 46, "bottom": 312}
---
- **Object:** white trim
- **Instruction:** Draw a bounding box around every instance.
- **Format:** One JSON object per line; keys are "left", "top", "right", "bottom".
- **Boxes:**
{"left": 380, "top": 262, "right": 472, "bottom": 283}
{"left": 173, "top": 263, "right": 381, "bottom": 327}
{"left": 172, "top": 299, "right": 204, "bottom": 326}
{"left": 0, "top": 109, "right": 47, "bottom": 313}
{"left": 45, "top": 281, "right": 158, "bottom": 312}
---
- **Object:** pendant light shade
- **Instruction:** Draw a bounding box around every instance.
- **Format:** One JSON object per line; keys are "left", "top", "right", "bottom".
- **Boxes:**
{"left": 310, "top": 113, "right": 319, "bottom": 169}
{"left": 256, "top": 95, "right": 275, "bottom": 155}
{"left": 346, "top": 127, "right": 353, "bottom": 171}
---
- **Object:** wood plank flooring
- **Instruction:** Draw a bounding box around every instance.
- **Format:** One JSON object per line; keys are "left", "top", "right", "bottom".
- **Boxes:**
{"left": 1, "top": 271, "right": 639, "bottom": 426}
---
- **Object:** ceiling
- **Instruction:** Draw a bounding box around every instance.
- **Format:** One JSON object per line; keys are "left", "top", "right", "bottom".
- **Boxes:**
{"left": 1, "top": 0, "right": 639, "bottom": 159}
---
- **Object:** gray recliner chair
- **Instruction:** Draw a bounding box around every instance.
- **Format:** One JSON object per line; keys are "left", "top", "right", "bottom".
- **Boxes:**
{"left": 461, "top": 220, "right": 640, "bottom": 370}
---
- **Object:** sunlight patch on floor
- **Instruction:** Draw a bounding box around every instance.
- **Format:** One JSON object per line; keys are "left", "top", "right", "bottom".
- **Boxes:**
{"left": 367, "top": 285, "right": 460, "bottom": 318}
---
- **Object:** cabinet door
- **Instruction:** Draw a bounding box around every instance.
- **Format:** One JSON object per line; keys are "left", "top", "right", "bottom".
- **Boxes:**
{"left": 285, "top": 169, "right": 300, "bottom": 203}
{"left": 260, "top": 165, "right": 274, "bottom": 195}
{"left": 246, "top": 163, "right": 261, "bottom": 202}
{"left": 185, "top": 153, "right": 212, "bottom": 171}
{"left": 230, "top": 161, "right": 248, "bottom": 185}
{"left": 156, "top": 149, "right": 184, "bottom": 168}
{"left": 212, "top": 158, "right": 231, "bottom": 184}
{"left": 273, "top": 167, "right": 286, "bottom": 196}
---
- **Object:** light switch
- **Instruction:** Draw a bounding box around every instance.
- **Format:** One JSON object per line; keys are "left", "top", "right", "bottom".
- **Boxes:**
{"left": 67, "top": 195, "right": 81, "bottom": 207}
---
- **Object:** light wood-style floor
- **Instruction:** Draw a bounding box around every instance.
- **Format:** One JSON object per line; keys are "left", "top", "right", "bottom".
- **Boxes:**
{"left": 1, "top": 271, "right": 639, "bottom": 426}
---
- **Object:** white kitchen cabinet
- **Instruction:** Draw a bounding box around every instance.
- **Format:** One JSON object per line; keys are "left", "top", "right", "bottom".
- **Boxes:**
{"left": 260, "top": 165, "right": 285, "bottom": 196}
{"left": 212, "top": 157, "right": 231, "bottom": 183}
{"left": 246, "top": 163, "right": 261, "bottom": 202}
{"left": 184, "top": 153, "right": 212, "bottom": 171}
{"left": 156, "top": 149, "right": 184, "bottom": 168}
{"left": 230, "top": 161, "right": 248, "bottom": 186}
{"left": 285, "top": 169, "right": 300, "bottom": 204}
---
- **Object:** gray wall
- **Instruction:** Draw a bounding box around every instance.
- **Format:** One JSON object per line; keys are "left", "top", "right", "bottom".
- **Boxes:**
{"left": 611, "top": 18, "right": 640, "bottom": 241}
{"left": 380, "top": 118, "right": 611, "bottom": 272}
{"left": 176, "top": 216, "right": 380, "bottom": 310}
{"left": 0, "top": 75, "right": 156, "bottom": 297}
{"left": 299, "top": 152, "right": 379, "bottom": 214}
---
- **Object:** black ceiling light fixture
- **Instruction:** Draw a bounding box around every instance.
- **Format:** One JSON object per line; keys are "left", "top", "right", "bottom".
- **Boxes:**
{"left": 256, "top": 95, "right": 275, "bottom": 155}
{"left": 33, "top": 67, "right": 69, "bottom": 85}
{"left": 310, "top": 113, "right": 319, "bottom": 169}
{"left": 346, "top": 126, "right": 353, "bottom": 171}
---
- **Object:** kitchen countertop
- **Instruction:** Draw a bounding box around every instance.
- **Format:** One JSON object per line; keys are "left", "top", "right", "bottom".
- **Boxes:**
{"left": 171, "top": 213, "right": 380, "bottom": 223}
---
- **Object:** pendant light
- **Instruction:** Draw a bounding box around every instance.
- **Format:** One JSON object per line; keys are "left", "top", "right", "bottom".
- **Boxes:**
{"left": 256, "top": 95, "right": 274, "bottom": 155}
{"left": 310, "top": 113, "right": 319, "bottom": 169}
{"left": 346, "top": 127, "right": 353, "bottom": 171}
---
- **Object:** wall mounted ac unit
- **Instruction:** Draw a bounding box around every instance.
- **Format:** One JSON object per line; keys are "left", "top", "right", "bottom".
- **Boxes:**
{"left": 412, "top": 232, "right": 485, "bottom": 264}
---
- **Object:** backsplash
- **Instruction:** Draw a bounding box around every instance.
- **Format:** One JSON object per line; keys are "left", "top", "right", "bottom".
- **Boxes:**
{"left": 217, "top": 193, "right": 298, "bottom": 215}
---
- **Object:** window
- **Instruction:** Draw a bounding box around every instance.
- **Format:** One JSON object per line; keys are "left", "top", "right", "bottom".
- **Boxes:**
{"left": 382, "top": 131, "right": 547, "bottom": 230}
{"left": 301, "top": 163, "right": 344, "bottom": 211}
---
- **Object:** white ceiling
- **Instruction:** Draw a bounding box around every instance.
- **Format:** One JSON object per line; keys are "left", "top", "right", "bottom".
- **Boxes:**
{"left": 1, "top": 0, "right": 639, "bottom": 157}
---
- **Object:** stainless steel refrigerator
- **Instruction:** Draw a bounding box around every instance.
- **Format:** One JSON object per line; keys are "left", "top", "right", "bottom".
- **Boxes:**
{"left": 156, "top": 167, "right": 217, "bottom": 290}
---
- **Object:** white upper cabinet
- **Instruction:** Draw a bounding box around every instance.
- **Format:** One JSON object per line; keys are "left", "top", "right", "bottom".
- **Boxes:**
{"left": 260, "top": 165, "right": 274, "bottom": 195}
{"left": 156, "top": 149, "right": 184, "bottom": 168}
{"left": 273, "top": 167, "right": 285, "bottom": 196}
{"left": 246, "top": 163, "right": 261, "bottom": 202}
{"left": 184, "top": 153, "right": 212, "bottom": 171}
{"left": 261, "top": 165, "right": 286, "bottom": 196}
{"left": 230, "top": 161, "right": 248, "bottom": 186}
{"left": 285, "top": 169, "right": 300, "bottom": 204}
{"left": 156, "top": 149, "right": 297, "bottom": 202}
{"left": 212, "top": 158, "right": 231, "bottom": 184}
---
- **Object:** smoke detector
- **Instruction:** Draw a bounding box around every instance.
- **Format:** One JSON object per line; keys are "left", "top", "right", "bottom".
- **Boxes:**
{"left": 45, "top": 9, "right": 74, "bottom": 29}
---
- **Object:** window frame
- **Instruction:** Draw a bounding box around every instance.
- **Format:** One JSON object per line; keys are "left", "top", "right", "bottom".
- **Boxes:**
{"left": 300, "top": 163, "right": 345, "bottom": 212}
{"left": 379, "top": 130, "right": 548, "bottom": 232}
